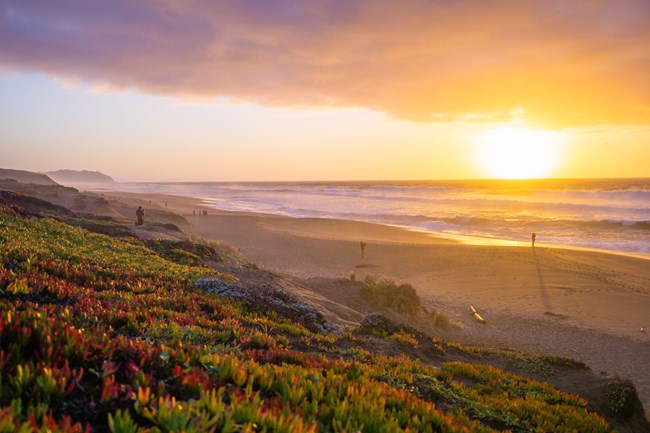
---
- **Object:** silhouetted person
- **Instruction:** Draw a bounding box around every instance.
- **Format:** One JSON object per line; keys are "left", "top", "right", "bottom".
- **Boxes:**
{"left": 531, "top": 232, "right": 536, "bottom": 247}
{"left": 360, "top": 241, "right": 367, "bottom": 258}
{"left": 136, "top": 206, "right": 145, "bottom": 226}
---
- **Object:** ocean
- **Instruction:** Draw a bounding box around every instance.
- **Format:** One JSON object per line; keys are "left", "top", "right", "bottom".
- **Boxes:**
{"left": 103, "top": 178, "right": 650, "bottom": 256}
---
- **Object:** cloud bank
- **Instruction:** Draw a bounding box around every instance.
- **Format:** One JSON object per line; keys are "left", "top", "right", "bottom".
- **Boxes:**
{"left": 2, "top": 0, "right": 649, "bottom": 126}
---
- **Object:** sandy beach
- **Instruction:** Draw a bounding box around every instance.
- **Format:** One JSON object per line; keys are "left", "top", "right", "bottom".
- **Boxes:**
{"left": 72, "top": 189, "right": 650, "bottom": 413}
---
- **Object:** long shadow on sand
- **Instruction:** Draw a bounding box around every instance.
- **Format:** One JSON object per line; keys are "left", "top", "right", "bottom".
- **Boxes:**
{"left": 533, "top": 247, "right": 551, "bottom": 310}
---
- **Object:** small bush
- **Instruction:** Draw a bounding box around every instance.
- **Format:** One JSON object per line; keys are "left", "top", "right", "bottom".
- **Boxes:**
{"left": 361, "top": 275, "right": 461, "bottom": 330}
{"left": 428, "top": 309, "right": 461, "bottom": 331}
{"left": 608, "top": 385, "right": 636, "bottom": 419}
{"left": 361, "top": 275, "right": 422, "bottom": 315}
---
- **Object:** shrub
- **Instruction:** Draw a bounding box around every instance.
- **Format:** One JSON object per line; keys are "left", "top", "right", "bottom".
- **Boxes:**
{"left": 360, "top": 275, "right": 461, "bottom": 330}
{"left": 361, "top": 275, "right": 422, "bottom": 315}
{"left": 608, "top": 385, "right": 636, "bottom": 419}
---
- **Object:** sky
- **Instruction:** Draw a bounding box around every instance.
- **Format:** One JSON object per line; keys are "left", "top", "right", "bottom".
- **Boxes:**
{"left": 1, "top": 0, "right": 649, "bottom": 182}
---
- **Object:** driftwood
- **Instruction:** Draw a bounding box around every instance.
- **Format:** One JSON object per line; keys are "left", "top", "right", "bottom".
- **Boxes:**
{"left": 469, "top": 305, "right": 486, "bottom": 324}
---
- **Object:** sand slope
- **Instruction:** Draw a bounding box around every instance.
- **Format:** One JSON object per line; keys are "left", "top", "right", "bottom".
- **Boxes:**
{"left": 58, "top": 189, "right": 650, "bottom": 414}
{"left": 178, "top": 206, "right": 650, "bottom": 413}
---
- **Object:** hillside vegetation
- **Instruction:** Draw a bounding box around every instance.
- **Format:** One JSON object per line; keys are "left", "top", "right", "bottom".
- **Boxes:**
{"left": 0, "top": 199, "right": 624, "bottom": 432}
{"left": 0, "top": 168, "right": 57, "bottom": 186}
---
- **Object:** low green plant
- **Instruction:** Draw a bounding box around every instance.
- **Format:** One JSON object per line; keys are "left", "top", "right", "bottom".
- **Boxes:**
{"left": 608, "top": 385, "right": 636, "bottom": 419}
{"left": 439, "top": 362, "right": 610, "bottom": 432}
{"left": 107, "top": 409, "right": 140, "bottom": 433}
{"left": 0, "top": 209, "right": 617, "bottom": 432}
{"left": 541, "top": 354, "right": 589, "bottom": 370}
{"left": 388, "top": 329, "right": 419, "bottom": 347}
{"left": 506, "top": 353, "right": 556, "bottom": 378}
{"left": 353, "top": 325, "right": 388, "bottom": 338}
{"left": 447, "top": 341, "right": 493, "bottom": 358}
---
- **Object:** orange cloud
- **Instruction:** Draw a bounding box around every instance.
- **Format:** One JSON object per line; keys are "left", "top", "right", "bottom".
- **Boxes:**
{"left": 1, "top": 0, "right": 649, "bottom": 126}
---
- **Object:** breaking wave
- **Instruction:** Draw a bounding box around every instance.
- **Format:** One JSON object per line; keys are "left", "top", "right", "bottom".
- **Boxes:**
{"left": 106, "top": 178, "right": 650, "bottom": 254}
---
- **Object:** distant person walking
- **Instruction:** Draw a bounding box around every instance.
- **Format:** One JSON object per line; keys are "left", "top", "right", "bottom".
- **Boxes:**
{"left": 531, "top": 232, "right": 536, "bottom": 247}
{"left": 360, "top": 241, "right": 367, "bottom": 258}
{"left": 136, "top": 206, "right": 145, "bottom": 226}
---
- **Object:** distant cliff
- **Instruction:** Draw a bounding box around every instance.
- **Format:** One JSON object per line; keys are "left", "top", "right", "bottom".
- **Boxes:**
{"left": 0, "top": 168, "right": 58, "bottom": 185}
{"left": 47, "top": 169, "right": 115, "bottom": 183}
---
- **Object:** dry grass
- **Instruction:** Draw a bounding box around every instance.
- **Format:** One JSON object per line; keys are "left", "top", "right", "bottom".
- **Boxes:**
{"left": 361, "top": 274, "right": 461, "bottom": 331}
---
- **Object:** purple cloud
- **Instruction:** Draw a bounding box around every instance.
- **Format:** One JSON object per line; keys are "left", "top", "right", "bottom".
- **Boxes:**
{"left": 1, "top": 0, "right": 649, "bottom": 126}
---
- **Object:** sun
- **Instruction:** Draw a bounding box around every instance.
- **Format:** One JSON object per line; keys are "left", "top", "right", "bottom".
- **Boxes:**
{"left": 472, "top": 126, "right": 567, "bottom": 179}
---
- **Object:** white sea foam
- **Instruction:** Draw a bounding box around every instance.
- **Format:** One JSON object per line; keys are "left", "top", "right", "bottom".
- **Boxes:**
{"left": 104, "top": 179, "right": 650, "bottom": 254}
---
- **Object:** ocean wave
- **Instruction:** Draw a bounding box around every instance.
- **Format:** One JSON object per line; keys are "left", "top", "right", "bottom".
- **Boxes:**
{"left": 432, "top": 215, "right": 650, "bottom": 232}
{"left": 106, "top": 179, "right": 650, "bottom": 253}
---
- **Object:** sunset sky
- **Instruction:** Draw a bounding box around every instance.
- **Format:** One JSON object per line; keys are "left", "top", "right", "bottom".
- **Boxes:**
{"left": 1, "top": 0, "right": 649, "bottom": 181}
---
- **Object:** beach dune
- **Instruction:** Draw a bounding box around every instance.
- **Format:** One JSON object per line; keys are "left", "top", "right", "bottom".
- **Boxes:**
{"left": 187, "top": 210, "right": 650, "bottom": 336}
{"left": 171, "top": 202, "right": 650, "bottom": 413}
{"left": 60, "top": 190, "right": 650, "bottom": 413}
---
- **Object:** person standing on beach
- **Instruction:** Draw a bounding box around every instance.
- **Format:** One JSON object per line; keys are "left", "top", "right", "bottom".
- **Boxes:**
{"left": 360, "top": 241, "right": 367, "bottom": 258}
{"left": 136, "top": 206, "right": 145, "bottom": 226}
{"left": 531, "top": 232, "right": 536, "bottom": 247}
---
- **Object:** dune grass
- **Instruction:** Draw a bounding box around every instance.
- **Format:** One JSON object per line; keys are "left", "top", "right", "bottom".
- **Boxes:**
{"left": 360, "top": 274, "right": 461, "bottom": 331}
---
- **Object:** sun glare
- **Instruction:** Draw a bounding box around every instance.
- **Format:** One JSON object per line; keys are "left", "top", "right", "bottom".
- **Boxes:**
{"left": 473, "top": 126, "right": 567, "bottom": 179}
